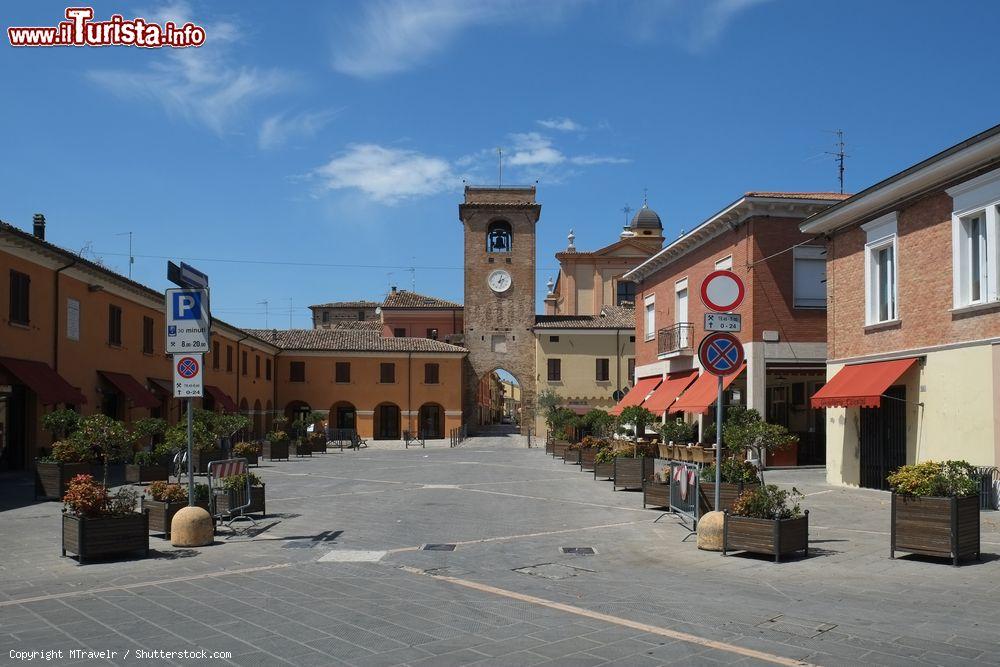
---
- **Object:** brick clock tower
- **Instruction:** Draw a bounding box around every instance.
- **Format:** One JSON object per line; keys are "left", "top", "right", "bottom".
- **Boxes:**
{"left": 459, "top": 186, "right": 540, "bottom": 433}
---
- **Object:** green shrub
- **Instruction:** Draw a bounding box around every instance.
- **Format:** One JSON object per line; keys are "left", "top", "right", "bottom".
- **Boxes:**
{"left": 232, "top": 442, "right": 259, "bottom": 457}
{"left": 42, "top": 409, "right": 81, "bottom": 439}
{"left": 702, "top": 458, "right": 760, "bottom": 485}
{"left": 731, "top": 485, "right": 803, "bottom": 520}
{"left": 133, "top": 451, "right": 158, "bottom": 466}
{"left": 887, "top": 460, "right": 979, "bottom": 498}
{"left": 147, "top": 481, "right": 187, "bottom": 503}
{"left": 45, "top": 439, "right": 91, "bottom": 464}
{"left": 661, "top": 419, "right": 696, "bottom": 444}
{"left": 221, "top": 472, "right": 262, "bottom": 492}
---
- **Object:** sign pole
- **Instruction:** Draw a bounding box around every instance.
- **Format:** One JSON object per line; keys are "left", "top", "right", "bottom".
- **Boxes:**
{"left": 715, "top": 375, "right": 723, "bottom": 512}
{"left": 186, "top": 398, "right": 194, "bottom": 507}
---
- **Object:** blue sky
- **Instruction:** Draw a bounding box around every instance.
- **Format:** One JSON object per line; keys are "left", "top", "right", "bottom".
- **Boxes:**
{"left": 2, "top": 0, "right": 999, "bottom": 329}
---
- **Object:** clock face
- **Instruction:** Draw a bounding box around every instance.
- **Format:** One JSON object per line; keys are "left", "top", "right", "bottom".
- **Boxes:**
{"left": 488, "top": 269, "right": 512, "bottom": 293}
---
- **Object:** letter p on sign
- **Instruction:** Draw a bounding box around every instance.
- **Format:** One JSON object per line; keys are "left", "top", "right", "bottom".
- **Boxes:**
{"left": 173, "top": 291, "right": 202, "bottom": 320}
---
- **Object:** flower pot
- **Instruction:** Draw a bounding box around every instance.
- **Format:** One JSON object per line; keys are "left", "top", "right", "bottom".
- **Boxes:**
{"left": 35, "top": 460, "right": 91, "bottom": 500}
{"left": 594, "top": 460, "right": 615, "bottom": 480}
{"left": 891, "top": 493, "right": 980, "bottom": 566}
{"left": 62, "top": 511, "right": 150, "bottom": 565}
{"left": 552, "top": 441, "right": 571, "bottom": 458}
{"left": 544, "top": 440, "right": 555, "bottom": 455}
{"left": 699, "top": 482, "right": 759, "bottom": 514}
{"left": 579, "top": 448, "right": 597, "bottom": 472}
{"left": 613, "top": 457, "right": 654, "bottom": 491}
{"left": 233, "top": 452, "right": 259, "bottom": 466}
{"left": 295, "top": 441, "right": 312, "bottom": 457}
{"left": 643, "top": 480, "right": 670, "bottom": 509}
{"left": 215, "top": 485, "right": 266, "bottom": 517}
{"left": 311, "top": 439, "right": 328, "bottom": 454}
{"left": 142, "top": 498, "right": 211, "bottom": 537}
{"left": 562, "top": 449, "right": 581, "bottom": 465}
{"left": 191, "top": 448, "right": 223, "bottom": 475}
{"left": 124, "top": 464, "right": 169, "bottom": 484}
{"left": 262, "top": 441, "right": 288, "bottom": 461}
{"left": 723, "top": 511, "right": 809, "bottom": 562}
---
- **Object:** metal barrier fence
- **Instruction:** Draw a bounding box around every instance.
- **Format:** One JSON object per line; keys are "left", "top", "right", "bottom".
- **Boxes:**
{"left": 526, "top": 427, "right": 533, "bottom": 448}
{"left": 669, "top": 461, "right": 701, "bottom": 531}
{"left": 449, "top": 425, "right": 468, "bottom": 448}
{"left": 208, "top": 458, "right": 254, "bottom": 528}
{"left": 328, "top": 428, "right": 362, "bottom": 451}
{"left": 977, "top": 467, "right": 999, "bottom": 510}
{"left": 404, "top": 430, "right": 425, "bottom": 448}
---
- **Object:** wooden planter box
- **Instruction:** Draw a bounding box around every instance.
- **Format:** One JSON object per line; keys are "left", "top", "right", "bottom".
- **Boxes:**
{"left": 579, "top": 448, "right": 597, "bottom": 472}
{"left": 191, "top": 448, "right": 223, "bottom": 475}
{"left": 544, "top": 441, "right": 554, "bottom": 455}
{"left": 891, "top": 494, "right": 980, "bottom": 566}
{"left": 594, "top": 460, "right": 615, "bottom": 480}
{"left": 311, "top": 439, "right": 327, "bottom": 454}
{"left": 699, "top": 482, "right": 759, "bottom": 513}
{"left": 124, "top": 464, "right": 169, "bottom": 484}
{"left": 613, "top": 457, "right": 654, "bottom": 491}
{"left": 723, "top": 512, "right": 809, "bottom": 562}
{"left": 643, "top": 481, "right": 670, "bottom": 509}
{"left": 142, "top": 498, "right": 211, "bottom": 537}
{"left": 62, "top": 511, "right": 149, "bottom": 564}
{"left": 262, "top": 441, "right": 289, "bottom": 461}
{"left": 552, "top": 441, "right": 571, "bottom": 458}
{"left": 215, "top": 485, "right": 266, "bottom": 517}
{"left": 562, "top": 449, "right": 581, "bottom": 465}
{"left": 35, "top": 460, "right": 91, "bottom": 500}
{"left": 232, "top": 452, "right": 259, "bottom": 466}
{"left": 295, "top": 441, "right": 313, "bottom": 457}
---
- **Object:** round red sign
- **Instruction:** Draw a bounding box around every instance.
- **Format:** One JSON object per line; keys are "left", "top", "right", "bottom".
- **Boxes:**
{"left": 700, "top": 270, "right": 745, "bottom": 312}
{"left": 698, "top": 332, "right": 745, "bottom": 377}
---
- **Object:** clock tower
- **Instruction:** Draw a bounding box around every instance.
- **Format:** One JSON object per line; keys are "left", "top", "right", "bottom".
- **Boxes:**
{"left": 459, "top": 185, "right": 540, "bottom": 433}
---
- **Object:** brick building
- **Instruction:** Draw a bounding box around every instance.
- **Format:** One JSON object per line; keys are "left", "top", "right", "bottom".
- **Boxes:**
{"left": 380, "top": 288, "right": 463, "bottom": 342}
{"left": 308, "top": 300, "right": 380, "bottom": 328}
{"left": 619, "top": 192, "right": 848, "bottom": 465}
{"left": 801, "top": 124, "right": 1000, "bottom": 488}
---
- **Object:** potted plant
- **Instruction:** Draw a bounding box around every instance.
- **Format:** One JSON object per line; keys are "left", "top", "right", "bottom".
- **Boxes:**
{"left": 214, "top": 471, "right": 266, "bottom": 517}
{"left": 124, "top": 450, "right": 169, "bottom": 484}
{"left": 563, "top": 441, "right": 583, "bottom": 466}
{"left": 61, "top": 474, "right": 148, "bottom": 564}
{"left": 723, "top": 485, "right": 808, "bottom": 562}
{"left": 232, "top": 441, "right": 260, "bottom": 466}
{"left": 593, "top": 446, "right": 617, "bottom": 480}
{"left": 141, "top": 480, "right": 211, "bottom": 537}
{"left": 613, "top": 407, "right": 656, "bottom": 491}
{"left": 721, "top": 407, "right": 797, "bottom": 482}
{"left": 643, "top": 460, "right": 671, "bottom": 509}
{"left": 699, "top": 458, "right": 761, "bottom": 513}
{"left": 577, "top": 435, "right": 607, "bottom": 472}
{"left": 35, "top": 439, "right": 92, "bottom": 500}
{"left": 130, "top": 417, "right": 168, "bottom": 464}
{"left": 164, "top": 411, "right": 222, "bottom": 475}
{"left": 537, "top": 389, "right": 562, "bottom": 454}
{"left": 262, "top": 429, "right": 289, "bottom": 461}
{"left": 659, "top": 419, "right": 696, "bottom": 460}
{"left": 547, "top": 408, "right": 579, "bottom": 457}
{"left": 888, "top": 460, "right": 980, "bottom": 566}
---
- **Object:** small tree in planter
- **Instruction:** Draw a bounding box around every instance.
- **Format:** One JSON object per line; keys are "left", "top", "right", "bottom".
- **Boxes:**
{"left": 262, "top": 429, "right": 289, "bottom": 461}
{"left": 35, "top": 439, "right": 92, "bottom": 500}
{"left": 618, "top": 406, "right": 656, "bottom": 452}
{"left": 141, "top": 481, "right": 211, "bottom": 537}
{"left": 548, "top": 408, "right": 580, "bottom": 456}
{"left": 70, "top": 414, "right": 131, "bottom": 488}
{"left": 61, "top": 474, "right": 148, "bottom": 564}
{"left": 887, "top": 460, "right": 980, "bottom": 565}
{"left": 125, "top": 451, "right": 169, "bottom": 484}
{"left": 42, "top": 408, "right": 81, "bottom": 443}
{"left": 699, "top": 458, "right": 761, "bottom": 512}
{"left": 130, "top": 417, "right": 167, "bottom": 451}
{"left": 723, "top": 485, "right": 808, "bottom": 562}
{"left": 163, "top": 417, "right": 217, "bottom": 477}
{"left": 580, "top": 409, "right": 615, "bottom": 440}
{"left": 215, "top": 471, "right": 266, "bottom": 517}
{"left": 232, "top": 442, "right": 260, "bottom": 466}
{"left": 721, "top": 407, "right": 796, "bottom": 483}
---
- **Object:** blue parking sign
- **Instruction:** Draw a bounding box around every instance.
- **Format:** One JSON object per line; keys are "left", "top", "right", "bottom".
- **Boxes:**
{"left": 172, "top": 291, "right": 202, "bottom": 320}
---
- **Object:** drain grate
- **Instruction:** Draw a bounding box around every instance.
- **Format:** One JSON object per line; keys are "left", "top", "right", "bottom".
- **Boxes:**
{"left": 756, "top": 615, "right": 837, "bottom": 639}
{"left": 559, "top": 547, "right": 597, "bottom": 555}
{"left": 422, "top": 544, "right": 457, "bottom": 551}
{"left": 513, "top": 563, "right": 594, "bottom": 580}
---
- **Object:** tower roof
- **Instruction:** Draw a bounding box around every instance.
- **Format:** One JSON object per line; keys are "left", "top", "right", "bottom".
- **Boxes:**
{"left": 630, "top": 203, "right": 662, "bottom": 230}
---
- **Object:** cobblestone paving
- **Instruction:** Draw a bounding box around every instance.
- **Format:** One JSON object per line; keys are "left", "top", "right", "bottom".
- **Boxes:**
{"left": 1, "top": 433, "right": 999, "bottom": 666}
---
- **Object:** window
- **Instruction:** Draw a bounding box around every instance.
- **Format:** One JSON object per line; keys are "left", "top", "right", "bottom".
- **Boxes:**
{"left": 226, "top": 345, "right": 233, "bottom": 372}
{"left": 380, "top": 363, "right": 395, "bottom": 383}
{"left": 487, "top": 220, "right": 512, "bottom": 252}
{"left": 424, "top": 363, "right": 439, "bottom": 384}
{"left": 108, "top": 305, "right": 122, "bottom": 346}
{"left": 335, "top": 362, "right": 350, "bottom": 383}
{"left": 547, "top": 358, "right": 561, "bottom": 382}
{"left": 596, "top": 358, "right": 610, "bottom": 382}
{"left": 793, "top": 246, "right": 827, "bottom": 308}
{"left": 549, "top": 335, "right": 559, "bottom": 343}
{"left": 255, "top": 355, "right": 261, "bottom": 378}
{"left": 322, "top": 311, "right": 329, "bottom": 323}
{"left": 265, "top": 358, "right": 272, "bottom": 381}
{"left": 616, "top": 280, "right": 636, "bottom": 305}
{"left": 948, "top": 168, "right": 1000, "bottom": 308}
{"left": 9, "top": 270, "right": 30, "bottom": 325}
{"left": 393, "top": 327, "right": 406, "bottom": 337}
{"left": 627, "top": 358, "right": 635, "bottom": 383}
{"left": 241, "top": 350, "right": 248, "bottom": 375}
{"left": 863, "top": 213, "right": 898, "bottom": 325}
{"left": 66, "top": 298, "right": 80, "bottom": 341}
{"left": 426, "top": 328, "right": 439, "bottom": 340}
{"left": 212, "top": 341, "right": 220, "bottom": 370}
{"left": 289, "top": 361, "right": 305, "bottom": 382}
{"left": 142, "top": 316, "right": 154, "bottom": 354}
{"left": 715, "top": 255, "right": 733, "bottom": 271}
{"left": 643, "top": 295, "right": 655, "bottom": 340}
{"left": 629, "top": 335, "right": 635, "bottom": 343}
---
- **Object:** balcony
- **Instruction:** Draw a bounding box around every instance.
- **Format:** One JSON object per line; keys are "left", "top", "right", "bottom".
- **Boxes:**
{"left": 657, "top": 323, "right": 694, "bottom": 357}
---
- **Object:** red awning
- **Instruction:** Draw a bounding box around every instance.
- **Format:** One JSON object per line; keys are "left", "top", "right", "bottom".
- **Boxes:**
{"left": 98, "top": 371, "right": 160, "bottom": 409}
{"left": 0, "top": 357, "right": 87, "bottom": 405}
{"left": 643, "top": 370, "right": 699, "bottom": 413}
{"left": 810, "top": 358, "right": 918, "bottom": 409}
{"left": 148, "top": 377, "right": 172, "bottom": 395}
{"left": 205, "top": 385, "right": 237, "bottom": 413}
{"left": 670, "top": 364, "right": 745, "bottom": 414}
{"left": 610, "top": 376, "right": 661, "bottom": 415}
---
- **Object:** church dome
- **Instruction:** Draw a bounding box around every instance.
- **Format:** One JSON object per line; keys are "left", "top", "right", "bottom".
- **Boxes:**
{"left": 630, "top": 203, "right": 662, "bottom": 230}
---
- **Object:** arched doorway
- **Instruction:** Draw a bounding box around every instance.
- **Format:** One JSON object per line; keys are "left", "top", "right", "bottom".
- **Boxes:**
{"left": 253, "top": 399, "right": 263, "bottom": 439}
{"left": 285, "top": 401, "right": 312, "bottom": 440}
{"left": 476, "top": 368, "right": 521, "bottom": 428}
{"left": 418, "top": 403, "right": 444, "bottom": 439}
{"left": 330, "top": 401, "right": 356, "bottom": 431}
{"left": 374, "top": 402, "right": 400, "bottom": 440}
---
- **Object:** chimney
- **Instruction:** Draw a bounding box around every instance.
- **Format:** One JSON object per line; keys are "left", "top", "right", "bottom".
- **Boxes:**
{"left": 391, "top": 286, "right": 397, "bottom": 293}
{"left": 32, "top": 213, "right": 46, "bottom": 240}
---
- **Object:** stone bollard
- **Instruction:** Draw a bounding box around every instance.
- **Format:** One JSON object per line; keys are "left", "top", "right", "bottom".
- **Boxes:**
{"left": 697, "top": 510, "right": 725, "bottom": 551}
{"left": 170, "top": 506, "right": 214, "bottom": 547}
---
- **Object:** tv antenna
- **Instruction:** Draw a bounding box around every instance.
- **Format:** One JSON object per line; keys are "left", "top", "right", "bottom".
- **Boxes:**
{"left": 116, "top": 231, "right": 134, "bottom": 278}
{"left": 825, "top": 129, "right": 848, "bottom": 194}
{"left": 257, "top": 300, "right": 269, "bottom": 328}
{"left": 409, "top": 257, "right": 416, "bottom": 291}
{"left": 622, "top": 204, "right": 633, "bottom": 227}
{"left": 497, "top": 147, "right": 503, "bottom": 188}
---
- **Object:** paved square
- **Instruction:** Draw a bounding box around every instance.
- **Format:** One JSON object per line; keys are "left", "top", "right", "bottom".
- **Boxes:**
{"left": 2, "top": 434, "right": 999, "bottom": 666}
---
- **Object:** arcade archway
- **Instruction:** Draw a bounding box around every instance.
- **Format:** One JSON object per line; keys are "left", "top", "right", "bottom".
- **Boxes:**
{"left": 475, "top": 368, "right": 521, "bottom": 428}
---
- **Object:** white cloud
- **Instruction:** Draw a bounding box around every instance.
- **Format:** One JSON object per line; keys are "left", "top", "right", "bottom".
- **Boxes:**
{"left": 259, "top": 109, "right": 340, "bottom": 150}
{"left": 689, "top": 0, "right": 771, "bottom": 51}
{"left": 537, "top": 118, "right": 583, "bottom": 132}
{"left": 569, "top": 155, "right": 631, "bottom": 166}
{"left": 313, "top": 144, "right": 457, "bottom": 203}
{"left": 507, "top": 132, "right": 566, "bottom": 167}
{"left": 87, "top": 2, "right": 294, "bottom": 135}
{"left": 633, "top": 0, "right": 772, "bottom": 52}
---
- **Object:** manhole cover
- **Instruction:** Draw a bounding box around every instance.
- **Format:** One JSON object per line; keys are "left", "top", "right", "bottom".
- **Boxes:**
{"left": 756, "top": 615, "right": 837, "bottom": 639}
{"left": 317, "top": 550, "right": 386, "bottom": 563}
{"left": 560, "top": 547, "right": 597, "bottom": 555}
{"left": 513, "top": 563, "right": 594, "bottom": 580}
{"left": 422, "top": 544, "right": 457, "bottom": 551}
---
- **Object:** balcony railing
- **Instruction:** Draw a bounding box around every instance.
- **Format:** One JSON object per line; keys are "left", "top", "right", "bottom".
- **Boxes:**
{"left": 658, "top": 323, "right": 694, "bottom": 356}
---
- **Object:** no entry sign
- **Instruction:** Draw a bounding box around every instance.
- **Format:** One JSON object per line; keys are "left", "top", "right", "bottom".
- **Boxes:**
{"left": 698, "top": 332, "right": 744, "bottom": 376}
{"left": 700, "top": 270, "right": 745, "bottom": 313}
